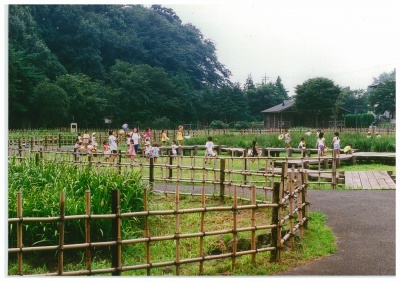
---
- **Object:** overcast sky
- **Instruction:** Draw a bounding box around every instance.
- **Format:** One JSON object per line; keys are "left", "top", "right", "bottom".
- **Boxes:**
{"left": 160, "top": 0, "right": 399, "bottom": 96}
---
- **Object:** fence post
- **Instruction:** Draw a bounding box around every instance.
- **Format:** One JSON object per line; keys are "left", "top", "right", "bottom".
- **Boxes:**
{"left": 111, "top": 189, "right": 122, "bottom": 276}
{"left": 18, "top": 138, "right": 22, "bottom": 161}
{"left": 169, "top": 155, "right": 173, "bottom": 179}
{"left": 17, "top": 191, "right": 23, "bottom": 275}
{"left": 58, "top": 192, "right": 66, "bottom": 275}
{"left": 302, "top": 172, "right": 309, "bottom": 229}
{"left": 117, "top": 150, "right": 122, "bottom": 174}
{"left": 219, "top": 158, "right": 226, "bottom": 201}
{"left": 149, "top": 157, "right": 154, "bottom": 188}
{"left": 85, "top": 190, "right": 92, "bottom": 275}
{"left": 58, "top": 133, "right": 61, "bottom": 151}
{"left": 270, "top": 182, "right": 281, "bottom": 263}
{"left": 332, "top": 151, "right": 337, "bottom": 190}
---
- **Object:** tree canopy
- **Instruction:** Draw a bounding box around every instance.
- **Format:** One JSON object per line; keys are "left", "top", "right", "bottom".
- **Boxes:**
{"left": 8, "top": 4, "right": 290, "bottom": 129}
{"left": 368, "top": 80, "right": 396, "bottom": 119}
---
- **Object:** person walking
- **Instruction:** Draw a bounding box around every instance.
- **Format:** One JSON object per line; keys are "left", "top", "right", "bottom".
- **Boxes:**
{"left": 205, "top": 136, "right": 216, "bottom": 164}
{"left": 144, "top": 127, "right": 152, "bottom": 142}
{"left": 332, "top": 132, "right": 341, "bottom": 157}
{"left": 316, "top": 132, "right": 327, "bottom": 157}
{"left": 284, "top": 129, "right": 291, "bottom": 148}
{"left": 161, "top": 129, "right": 169, "bottom": 146}
{"left": 151, "top": 142, "right": 160, "bottom": 163}
{"left": 127, "top": 138, "right": 136, "bottom": 163}
{"left": 131, "top": 128, "right": 141, "bottom": 154}
{"left": 108, "top": 130, "right": 118, "bottom": 162}
{"left": 176, "top": 125, "right": 184, "bottom": 146}
{"left": 249, "top": 140, "right": 260, "bottom": 163}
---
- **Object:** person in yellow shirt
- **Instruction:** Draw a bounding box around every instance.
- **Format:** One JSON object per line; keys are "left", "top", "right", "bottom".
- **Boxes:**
{"left": 343, "top": 144, "right": 353, "bottom": 154}
{"left": 161, "top": 129, "right": 169, "bottom": 146}
{"left": 176, "top": 125, "right": 184, "bottom": 146}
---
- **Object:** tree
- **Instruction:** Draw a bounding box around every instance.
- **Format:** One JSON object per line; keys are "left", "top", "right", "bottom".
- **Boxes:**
{"left": 55, "top": 74, "right": 108, "bottom": 126}
{"left": 293, "top": 77, "right": 341, "bottom": 127}
{"left": 368, "top": 80, "right": 396, "bottom": 119}
{"left": 372, "top": 68, "right": 396, "bottom": 84}
{"left": 8, "top": 45, "right": 45, "bottom": 128}
{"left": 31, "top": 81, "right": 69, "bottom": 127}
{"left": 246, "top": 78, "right": 289, "bottom": 120}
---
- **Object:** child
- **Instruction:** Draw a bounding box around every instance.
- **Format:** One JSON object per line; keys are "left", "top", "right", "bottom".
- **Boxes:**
{"left": 176, "top": 125, "right": 184, "bottom": 146}
{"left": 102, "top": 140, "right": 110, "bottom": 162}
{"left": 316, "top": 132, "right": 326, "bottom": 157}
{"left": 126, "top": 130, "right": 133, "bottom": 148}
{"left": 144, "top": 127, "right": 152, "bottom": 141}
{"left": 161, "top": 129, "right": 169, "bottom": 146}
{"left": 205, "top": 136, "right": 216, "bottom": 164}
{"left": 171, "top": 140, "right": 178, "bottom": 157}
{"left": 151, "top": 142, "right": 160, "bottom": 163}
{"left": 108, "top": 130, "right": 118, "bottom": 163}
{"left": 87, "top": 140, "right": 95, "bottom": 153}
{"left": 284, "top": 129, "right": 291, "bottom": 148}
{"left": 343, "top": 144, "right": 353, "bottom": 155}
{"left": 298, "top": 137, "right": 306, "bottom": 149}
{"left": 131, "top": 128, "right": 141, "bottom": 154}
{"left": 332, "top": 132, "right": 340, "bottom": 157}
{"left": 144, "top": 141, "right": 152, "bottom": 162}
{"left": 249, "top": 140, "right": 259, "bottom": 163}
{"left": 91, "top": 132, "right": 98, "bottom": 149}
{"left": 127, "top": 138, "right": 136, "bottom": 163}
{"left": 73, "top": 138, "right": 83, "bottom": 161}
{"left": 83, "top": 130, "right": 90, "bottom": 149}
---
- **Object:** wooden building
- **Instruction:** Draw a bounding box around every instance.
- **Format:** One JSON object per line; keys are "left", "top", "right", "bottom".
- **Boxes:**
{"left": 262, "top": 99, "right": 350, "bottom": 129}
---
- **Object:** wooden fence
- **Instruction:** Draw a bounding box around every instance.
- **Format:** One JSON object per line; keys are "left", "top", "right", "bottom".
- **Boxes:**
{"left": 8, "top": 125, "right": 396, "bottom": 150}
{"left": 8, "top": 146, "right": 340, "bottom": 189}
{"left": 8, "top": 161, "right": 309, "bottom": 276}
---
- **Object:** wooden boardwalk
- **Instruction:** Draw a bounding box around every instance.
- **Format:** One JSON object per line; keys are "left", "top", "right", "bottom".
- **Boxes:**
{"left": 345, "top": 171, "right": 396, "bottom": 189}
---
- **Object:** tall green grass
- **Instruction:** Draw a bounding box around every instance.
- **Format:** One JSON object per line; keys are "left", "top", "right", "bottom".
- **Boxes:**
{"left": 183, "top": 132, "right": 395, "bottom": 152}
{"left": 8, "top": 158, "right": 146, "bottom": 247}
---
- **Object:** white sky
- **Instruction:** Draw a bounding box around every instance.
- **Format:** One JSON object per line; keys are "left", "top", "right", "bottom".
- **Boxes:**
{"left": 161, "top": 0, "right": 399, "bottom": 95}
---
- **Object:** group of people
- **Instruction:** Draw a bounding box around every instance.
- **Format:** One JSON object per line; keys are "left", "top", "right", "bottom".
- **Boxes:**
{"left": 73, "top": 125, "right": 189, "bottom": 163}
{"left": 74, "top": 130, "right": 99, "bottom": 153}
{"left": 281, "top": 129, "right": 353, "bottom": 157}
{"left": 74, "top": 127, "right": 358, "bottom": 164}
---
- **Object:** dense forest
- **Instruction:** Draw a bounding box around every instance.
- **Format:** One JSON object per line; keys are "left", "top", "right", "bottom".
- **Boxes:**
{"left": 8, "top": 4, "right": 289, "bottom": 129}
{"left": 8, "top": 4, "right": 395, "bottom": 129}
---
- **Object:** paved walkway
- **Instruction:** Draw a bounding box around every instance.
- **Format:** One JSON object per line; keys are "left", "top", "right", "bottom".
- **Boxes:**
{"left": 274, "top": 190, "right": 396, "bottom": 276}
{"left": 345, "top": 171, "right": 396, "bottom": 189}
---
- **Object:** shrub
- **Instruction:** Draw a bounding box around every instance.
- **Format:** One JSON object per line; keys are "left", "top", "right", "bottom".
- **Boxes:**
{"left": 234, "top": 121, "right": 251, "bottom": 130}
{"left": 210, "top": 120, "right": 228, "bottom": 129}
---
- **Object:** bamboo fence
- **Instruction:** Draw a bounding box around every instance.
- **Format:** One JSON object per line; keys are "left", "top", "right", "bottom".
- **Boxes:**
{"left": 8, "top": 125, "right": 396, "bottom": 150}
{"left": 8, "top": 145, "right": 342, "bottom": 190}
{"left": 8, "top": 162, "right": 310, "bottom": 276}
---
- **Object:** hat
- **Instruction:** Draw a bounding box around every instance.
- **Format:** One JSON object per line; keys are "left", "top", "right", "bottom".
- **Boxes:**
{"left": 145, "top": 141, "right": 150, "bottom": 145}
{"left": 92, "top": 132, "right": 96, "bottom": 136}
